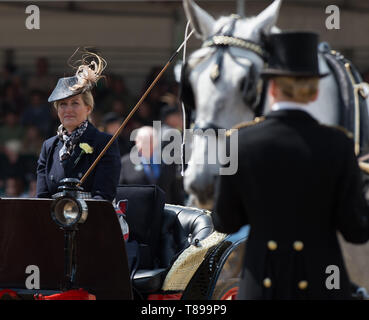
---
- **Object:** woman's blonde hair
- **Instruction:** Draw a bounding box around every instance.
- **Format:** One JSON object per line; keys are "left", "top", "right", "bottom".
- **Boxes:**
{"left": 53, "top": 90, "right": 94, "bottom": 110}
{"left": 273, "top": 76, "right": 319, "bottom": 103}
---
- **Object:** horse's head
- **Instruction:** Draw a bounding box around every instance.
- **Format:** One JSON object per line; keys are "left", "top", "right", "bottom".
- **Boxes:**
{"left": 182, "top": 0, "right": 282, "bottom": 208}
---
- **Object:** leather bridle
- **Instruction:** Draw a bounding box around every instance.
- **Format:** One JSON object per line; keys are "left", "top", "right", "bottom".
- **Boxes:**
{"left": 181, "top": 15, "right": 268, "bottom": 134}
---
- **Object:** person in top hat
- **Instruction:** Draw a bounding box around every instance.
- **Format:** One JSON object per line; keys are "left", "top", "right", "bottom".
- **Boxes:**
{"left": 213, "top": 31, "right": 369, "bottom": 299}
{"left": 36, "top": 51, "right": 121, "bottom": 201}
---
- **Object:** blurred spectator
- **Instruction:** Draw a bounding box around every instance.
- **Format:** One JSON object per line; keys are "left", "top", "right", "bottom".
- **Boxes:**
{"left": 143, "top": 66, "right": 170, "bottom": 120}
{"left": 10, "top": 74, "right": 26, "bottom": 100}
{"left": 160, "top": 104, "right": 183, "bottom": 130}
{"left": 4, "top": 176, "right": 25, "bottom": 197}
{"left": 0, "top": 140, "right": 26, "bottom": 196}
{"left": 0, "top": 152, "right": 7, "bottom": 195}
{"left": 21, "top": 125, "right": 43, "bottom": 157}
{"left": 159, "top": 104, "right": 184, "bottom": 174}
{"left": 1, "top": 138, "right": 39, "bottom": 197}
{"left": 25, "top": 179, "right": 37, "bottom": 198}
{"left": 159, "top": 104, "right": 185, "bottom": 197}
{"left": 133, "top": 100, "right": 154, "bottom": 126}
{"left": 27, "top": 57, "right": 56, "bottom": 96}
{"left": 0, "top": 109, "right": 24, "bottom": 147}
{"left": 111, "top": 99, "right": 128, "bottom": 116}
{"left": 120, "top": 126, "right": 184, "bottom": 205}
{"left": 1, "top": 83, "right": 24, "bottom": 114}
{"left": 102, "top": 112, "right": 134, "bottom": 157}
{"left": 160, "top": 104, "right": 183, "bottom": 148}
{"left": 21, "top": 90, "right": 52, "bottom": 137}
{"left": 0, "top": 63, "right": 17, "bottom": 88}
{"left": 101, "top": 74, "right": 134, "bottom": 115}
{"left": 2, "top": 140, "right": 24, "bottom": 173}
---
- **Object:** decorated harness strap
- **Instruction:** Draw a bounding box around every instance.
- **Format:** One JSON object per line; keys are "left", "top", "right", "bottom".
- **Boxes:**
{"left": 321, "top": 44, "right": 369, "bottom": 156}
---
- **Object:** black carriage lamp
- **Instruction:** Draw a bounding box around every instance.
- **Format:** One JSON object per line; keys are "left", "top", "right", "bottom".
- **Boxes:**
{"left": 50, "top": 178, "right": 88, "bottom": 291}
{"left": 51, "top": 178, "right": 88, "bottom": 228}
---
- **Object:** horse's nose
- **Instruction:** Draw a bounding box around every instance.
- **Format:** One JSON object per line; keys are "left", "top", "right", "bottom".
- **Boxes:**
{"left": 184, "top": 171, "right": 216, "bottom": 203}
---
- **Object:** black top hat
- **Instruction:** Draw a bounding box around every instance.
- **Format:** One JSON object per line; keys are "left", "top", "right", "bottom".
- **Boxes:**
{"left": 48, "top": 76, "right": 85, "bottom": 103}
{"left": 261, "top": 31, "right": 328, "bottom": 78}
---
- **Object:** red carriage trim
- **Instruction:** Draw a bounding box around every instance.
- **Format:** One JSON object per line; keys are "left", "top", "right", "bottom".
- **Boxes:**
{"left": 147, "top": 293, "right": 183, "bottom": 300}
{"left": 116, "top": 199, "right": 129, "bottom": 241}
{"left": 34, "top": 288, "right": 96, "bottom": 300}
{"left": 0, "top": 289, "right": 20, "bottom": 299}
{"left": 220, "top": 287, "right": 238, "bottom": 300}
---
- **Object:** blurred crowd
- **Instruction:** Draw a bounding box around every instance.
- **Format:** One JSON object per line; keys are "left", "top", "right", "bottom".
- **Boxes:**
{"left": 0, "top": 57, "right": 184, "bottom": 198}
{"left": 4, "top": 56, "right": 367, "bottom": 200}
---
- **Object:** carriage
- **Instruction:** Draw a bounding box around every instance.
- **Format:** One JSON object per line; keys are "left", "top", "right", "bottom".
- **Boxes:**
{"left": 0, "top": 180, "right": 247, "bottom": 300}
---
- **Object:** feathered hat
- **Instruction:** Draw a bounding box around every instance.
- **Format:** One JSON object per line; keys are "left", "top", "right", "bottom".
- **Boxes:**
{"left": 48, "top": 49, "right": 106, "bottom": 103}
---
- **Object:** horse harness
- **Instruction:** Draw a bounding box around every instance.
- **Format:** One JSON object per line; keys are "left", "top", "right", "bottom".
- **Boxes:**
{"left": 180, "top": 18, "right": 369, "bottom": 157}
{"left": 319, "top": 43, "right": 369, "bottom": 156}
{"left": 180, "top": 15, "right": 268, "bottom": 134}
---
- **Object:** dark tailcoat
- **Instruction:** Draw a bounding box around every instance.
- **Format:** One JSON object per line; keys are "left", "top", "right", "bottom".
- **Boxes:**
{"left": 213, "top": 109, "right": 369, "bottom": 300}
{"left": 119, "top": 153, "right": 184, "bottom": 205}
{"left": 36, "top": 122, "right": 121, "bottom": 201}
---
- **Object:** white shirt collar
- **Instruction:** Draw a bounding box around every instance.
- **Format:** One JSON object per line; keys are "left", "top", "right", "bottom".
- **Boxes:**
{"left": 271, "top": 101, "right": 316, "bottom": 119}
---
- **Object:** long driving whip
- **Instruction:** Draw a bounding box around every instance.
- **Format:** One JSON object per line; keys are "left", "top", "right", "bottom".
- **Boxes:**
{"left": 79, "top": 30, "right": 194, "bottom": 186}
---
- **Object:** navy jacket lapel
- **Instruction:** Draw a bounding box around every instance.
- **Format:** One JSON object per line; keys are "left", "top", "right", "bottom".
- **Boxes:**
{"left": 79, "top": 122, "right": 98, "bottom": 146}
{"left": 46, "top": 137, "right": 65, "bottom": 191}
{"left": 46, "top": 136, "right": 59, "bottom": 169}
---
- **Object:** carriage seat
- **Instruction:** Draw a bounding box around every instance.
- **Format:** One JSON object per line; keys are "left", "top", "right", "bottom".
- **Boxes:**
{"left": 133, "top": 204, "right": 214, "bottom": 294}
{"left": 115, "top": 185, "right": 214, "bottom": 295}
{"left": 159, "top": 204, "right": 214, "bottom": 267}
{"left": 116, "top": 184, "right": 165, "bottom": 270}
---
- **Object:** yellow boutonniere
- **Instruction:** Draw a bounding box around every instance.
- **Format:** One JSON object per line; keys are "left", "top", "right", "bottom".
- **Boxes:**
{"left": 79, "top": 143, "right": 94, "bottom": 154}
{"left": 74, "top": 143, "right": 94, "bottom": 166}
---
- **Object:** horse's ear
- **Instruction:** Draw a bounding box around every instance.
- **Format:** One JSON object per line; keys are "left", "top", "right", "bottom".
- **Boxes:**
{"left": 183, "top": 0, "right": 215, "bottom": 40}
{"left": 254, "top": 0, "right": 282, "bottom": 34}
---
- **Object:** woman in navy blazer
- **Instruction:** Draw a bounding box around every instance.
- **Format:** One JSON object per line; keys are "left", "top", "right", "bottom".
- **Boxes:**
{"left": 36, "top": 52, "right": 121, "bottom": 201}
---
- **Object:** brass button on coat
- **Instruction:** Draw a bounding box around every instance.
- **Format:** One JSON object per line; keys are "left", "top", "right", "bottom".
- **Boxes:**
{"left": 293, "top": 241, "right": 304, "bottom": 251}
{"left": 263, "top": 278, "right": 272, "bottom": 288}
{"left": 267, "top": 240, "right": 278, "bottom": 251}
{"left": 298, "top": 280, "right": 308, "bottom": 290}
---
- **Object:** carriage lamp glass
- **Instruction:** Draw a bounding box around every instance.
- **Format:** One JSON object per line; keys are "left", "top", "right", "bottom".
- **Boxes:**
{"left": 51, "top": 197, "right": 88, "bottom": 228}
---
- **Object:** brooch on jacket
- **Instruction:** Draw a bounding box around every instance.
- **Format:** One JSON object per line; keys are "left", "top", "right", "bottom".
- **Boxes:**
{"left": 74, "top": 143, "right": 94, "bottom": 166}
